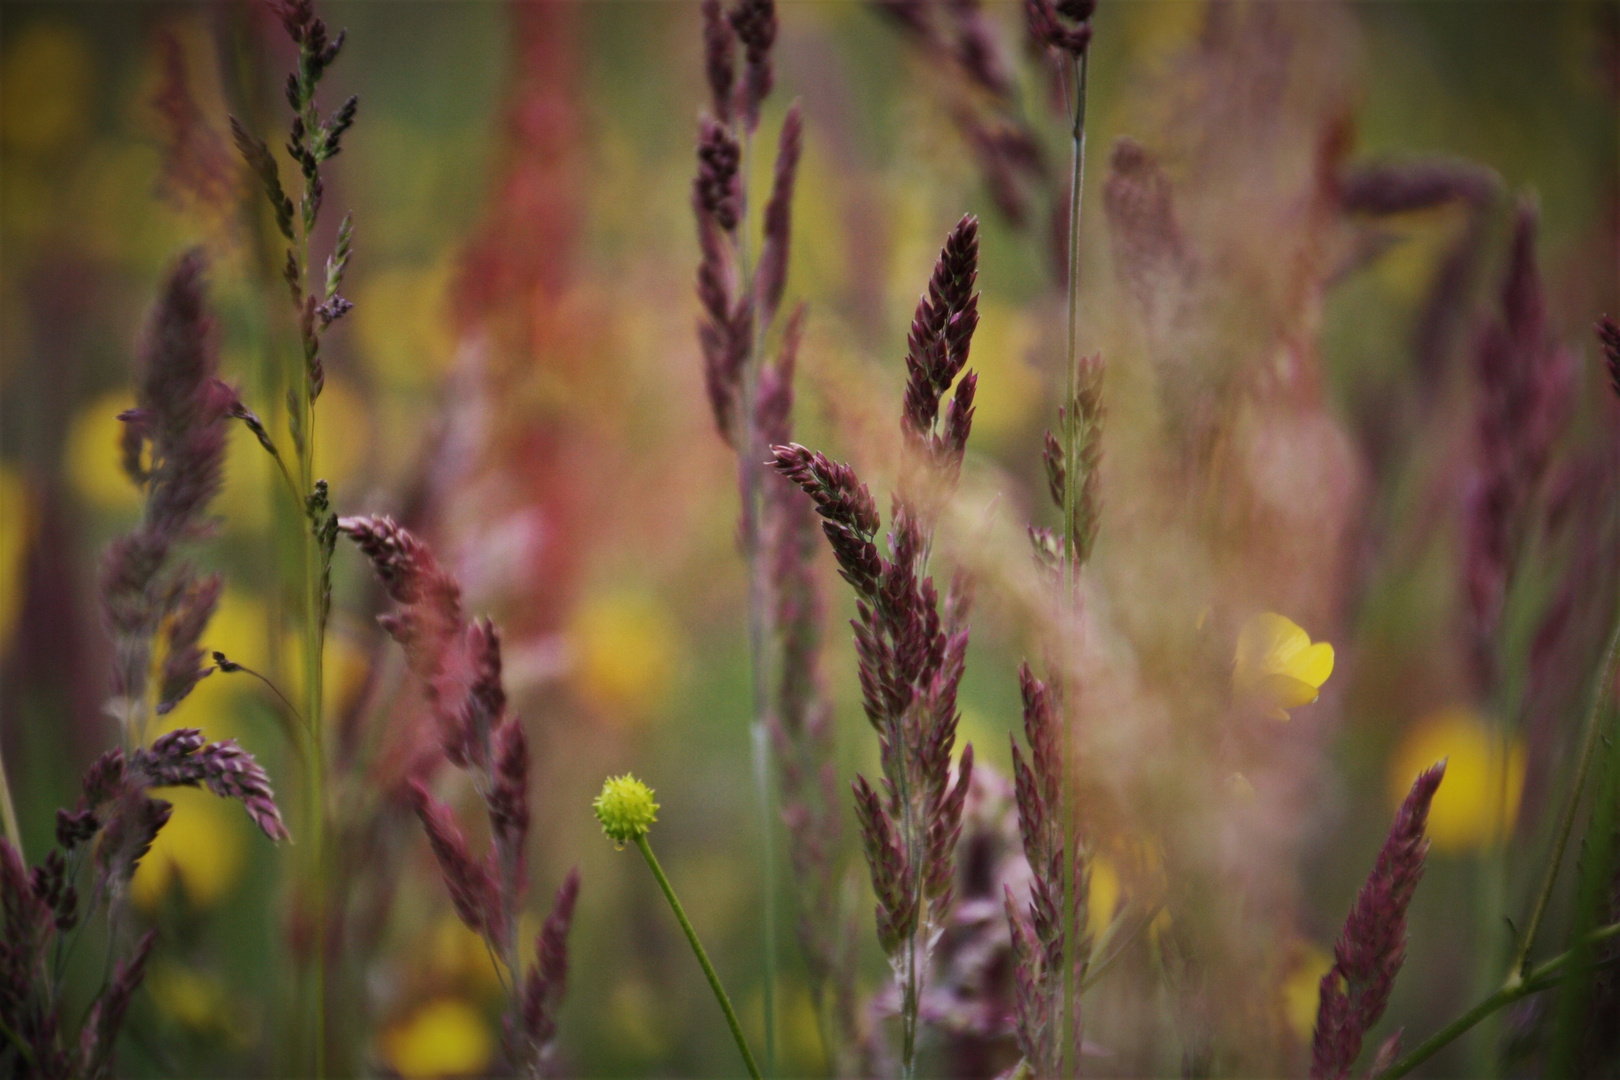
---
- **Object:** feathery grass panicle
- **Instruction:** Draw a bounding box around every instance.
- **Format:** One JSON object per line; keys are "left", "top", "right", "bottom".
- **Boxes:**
{"left": 1005, "top": 664, "right": 1088, "bottom": 1076}
{"left": 728, "top": 0, "right": 777, "bottom": 133}
{"left": 1311, "top": 762, "right": 1446, "bottom": 1080}
{"left": 759, "top": 306, "right": 855, "bottom": 1026}
{"left": 754, "top": 104, "right": 802, "bottom": 327}
{"left": 1598, "top": 317, "right": 1620, "bottom": 401}
{"left": 347, "top": 517, "right": 577, "bottom": 1074}
{"left": 1026, "top": 0, "right": 1094, "bottom": 58}
{"left": 772, "top": 217, "right": 983, "bottom": 1078}
{"left": 1462, "top": 200, "right": 1576, "bottom": 695}
{"left": 134, "top": 728, "right": 290, "bottom": 841}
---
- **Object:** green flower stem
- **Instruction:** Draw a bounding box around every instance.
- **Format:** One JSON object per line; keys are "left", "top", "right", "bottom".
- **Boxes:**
{"left": 633, "top": 834, "right": 763, "bottom": 1080}
{"left": 1505, "top": 613, "right": 1620, "bottom": 990}
{"left": 1382, "top": 919, "right": 1620, "bottom": 1080}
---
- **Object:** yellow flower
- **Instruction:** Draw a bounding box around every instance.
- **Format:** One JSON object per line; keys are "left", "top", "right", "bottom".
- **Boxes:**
{"left": 1281, "top": 941, "right": 1334, "bottom": 1042}
{"left": 159, "top": 590, "right": 268, "bottom": 740}
{"left": 131, "top": 787, "right": 243, "bottom": 910}
{"left": 595, "top": 774, "right": 658, "bottom": 848}
{"left": 0, "top": 464, "right": 32, "bottom": 656}
{"left": 1233, "top": 612, "right": 1335, "bottom": 720}
{"left": 1, "top": 22, "right": 92, "bottom": 156}
{"left": 65, "top": 393, "right": 141, "bottom": 512}
{"left": 572, "top": 589, "right": 678, "bottom": 723}
{"left": 1088, "top": 855, "right": 1122, "bottom": 940}
{"left": 382, "top": 998, "right": 494, "bottom": 1080}
{"left": 1389, "top": 705, "right": 1524, "bottom": 853}
{"left": 146, "top": 963, "right": 229, "bottom": 1035}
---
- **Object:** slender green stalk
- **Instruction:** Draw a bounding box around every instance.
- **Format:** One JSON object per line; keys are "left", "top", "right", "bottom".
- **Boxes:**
{"left": 1504, "top": 614, "right": 1620, "bottom": 990}
{"left": 1381, "top": 919, "right": 1620, "bottom": 1080}
{"left": 733, "top": 125, "right": 780, "bottom": 1080}
{"left": 634, "top": 834, "right": 764, "bottom": 1080}
{"left": 0, "top": 745, "right": 21, "bottom": 859}
{"left": 1057, "top": 46, "right": 1090, "bottom": 1080}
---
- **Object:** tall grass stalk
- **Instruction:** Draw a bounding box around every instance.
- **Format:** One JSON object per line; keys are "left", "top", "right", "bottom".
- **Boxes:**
{"left": 0, "top": 751, "right": 20, "bottom": 859}
{"left": 1058, "top": 46, "right": 1090, "bottom": 1080}
{"left": 734, "top": 124, "right": 781, "bottom": 1077}
{"left": 1506, "top": 615, "right": 1620, "bottom": 989}
{"left": 1379, "top": 918, "right": 1620, "bottom": 1080}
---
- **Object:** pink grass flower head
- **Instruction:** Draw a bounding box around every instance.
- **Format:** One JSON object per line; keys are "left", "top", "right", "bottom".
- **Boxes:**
{"left": 1311, "top": 761, "right": 1445, "bottom": 1080}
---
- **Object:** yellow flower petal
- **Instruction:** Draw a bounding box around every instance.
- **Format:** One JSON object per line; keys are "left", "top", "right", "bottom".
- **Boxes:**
{"left": 1283, "top": 942, "right": 1334, "bottom": 1042}
{"left": 1389, "top": 705, "right": 1524, "bottom": 853}
{"left": 1285, "top": 641, "right": 1335, "bottom": 689}
{"left": 384, "top": 999, "right": 494, "bottom": 1080}
{"left": 131, "top": 787, "right": 243, "bottom": 910}
{"left": 0, "top": 464, "right": 32, "bottom": 656}
{"left": 1234, "top": 612, "right": 1333, "bottom": 719}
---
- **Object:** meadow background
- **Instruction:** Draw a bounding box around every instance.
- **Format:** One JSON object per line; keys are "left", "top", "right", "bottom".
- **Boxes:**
{"left": 0, "top": 1, "right": 1617, "bottom": 1076}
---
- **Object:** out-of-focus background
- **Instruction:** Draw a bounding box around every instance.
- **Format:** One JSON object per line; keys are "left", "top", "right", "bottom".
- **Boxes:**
{"left": 1, "top": 1, "right": 1616, "bottom": 1076}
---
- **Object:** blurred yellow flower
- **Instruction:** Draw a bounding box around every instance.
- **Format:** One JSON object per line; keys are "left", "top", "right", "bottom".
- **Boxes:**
{"left": 66, "top": 393, "right": 141, "bottom": 512}
{"left": 427, "top": 914, "right": 503, "bottom": 998}
{"left": 1088, "top": 855, "right": 1122, "bottom": 940}
{"left": 1281, "top": 941, "right": 1333, "bottom": 1042}
{"left": 958, "top": 299, "right": 1041, "bottom": 446}
{"left": 0, "top": 464, "right": 32, "bottom": 656}
{"left": 146, "top": 963, "right": 229, "bottom": 1035}
{"left": 356, "top": 262, "right": 455, "bottom": 390}
{"left": 1389, "top": 705, "right": 1524, "bottom": 853}
{"left": 1, "top": 21, "right": 92, "bottom": 156}
{"left": 311, "top": 377, "right": 371, "bottom": 488}
{"left": 284, "top": 623, "right": 371, "bottom": 721}
{"left": 1233, "top": 612, "right": 1335, "bottom": 720}
{"left": 383, "top": 998, "right": 494, "bottom": 1080}
{"left": 572, "top": 589, "right": 678, "bottom": 723}
{"left": 131, "top": 787, "right": 243, "bottom": 910}
{"left": 163, "top": 590, "right": 268, "bottom": 739}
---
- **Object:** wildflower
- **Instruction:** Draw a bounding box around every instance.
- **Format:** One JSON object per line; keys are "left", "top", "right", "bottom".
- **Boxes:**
{"left": 130, "top": 787, "right": 242, "bottom": 910}
{"left": 596, "top": 774, "right": 761, "bottom": 1079}
{"left": 383, "top": 998, "right": 495, "bottom": 1080}
{"left": 1283, "top": 941, "right": 1334, "bottom": 1043}
{"left": 572, "top": 590, "right": 678, "bottom": 723}
{"left": 594, "top": 774, "right": 659, "bottom": 849}
{"left": 0, "top": 465, "right": 30, "bottom": 655}
{"left": 1233, "top": 612, "right": 1335, "bottom": 720}
{"left": 1387, "top": 705, "right": 1523, "bottom": 853}
{"left": 66, "top": 393, "right": 143, "bottom": 511}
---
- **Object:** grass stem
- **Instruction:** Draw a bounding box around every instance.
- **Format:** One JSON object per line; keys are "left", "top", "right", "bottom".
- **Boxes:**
{"left": 1382, "top": 919, "right": 1620, "bottom": 1080}
{"left": 734, "top": 123, "right": 780, "bottom": 1080}
{"left": 1504, "top": 614, "right": 1620, "bottom": 989}
{"left": 1058, "top": 45, "right": 1090, "bottom": 1080}
{"left": 0, "top": 744, "right": 21, "bottom": 860}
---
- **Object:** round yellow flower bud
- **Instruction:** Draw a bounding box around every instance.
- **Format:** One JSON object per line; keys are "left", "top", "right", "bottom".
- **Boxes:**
{"left": 595, "top": 774, "right": 659, "bottom": 849}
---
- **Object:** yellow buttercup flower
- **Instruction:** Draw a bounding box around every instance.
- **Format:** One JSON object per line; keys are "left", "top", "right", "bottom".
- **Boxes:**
{"left": 0, "top": 464, "right": 32, "bottom": 656}
{"left": 572, "top": 589, "right": 678, "bottom": 723}
{"left": 66, "top": 393, "right": 141, "bottom": 512}
{"left": 1389, "top": 705, "right": 1524, "bottom": 853}
{"left": 1281, "top": 941, "right": 1334, "bottom": 1042}
{"left": 382, "top": 998, "right": 494, "bottom": 1080}
{"left": 131, "top": 787, "right": 243, "bottom": 910}
{"left": 1233, "top": 612, "right": 1335, "bottom": 720}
